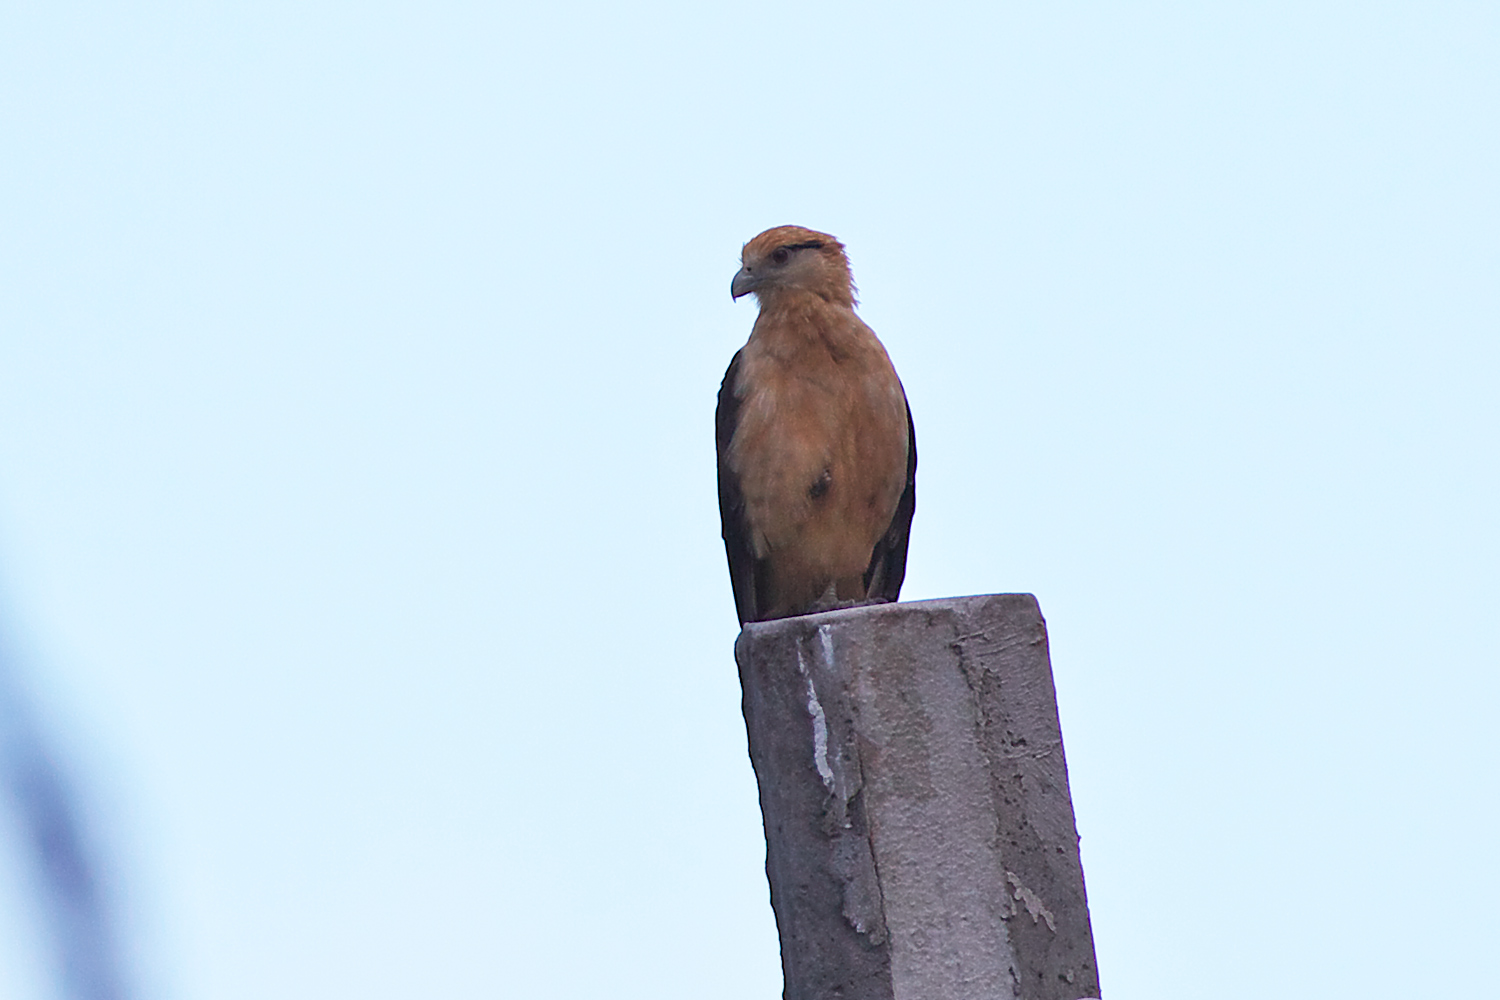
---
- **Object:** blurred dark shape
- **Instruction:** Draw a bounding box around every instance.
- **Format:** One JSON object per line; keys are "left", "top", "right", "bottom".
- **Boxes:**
{"left": 0, "top": 633, "right": 128, "bottom": 1000}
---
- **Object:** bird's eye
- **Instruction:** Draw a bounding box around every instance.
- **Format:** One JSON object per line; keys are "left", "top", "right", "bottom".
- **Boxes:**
{"left": 771, "top": 248, "right": 790, "bottom": 265}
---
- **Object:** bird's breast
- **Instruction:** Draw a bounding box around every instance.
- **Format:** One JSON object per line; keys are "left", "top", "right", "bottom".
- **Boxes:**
{"left": 728, "top": 323, "right": 908, "bottom": 572}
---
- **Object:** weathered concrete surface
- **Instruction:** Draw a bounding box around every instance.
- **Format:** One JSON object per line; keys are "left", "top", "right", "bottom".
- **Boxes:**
{"left": 736, "top": 594, "right": 1099, "bottom": 1000}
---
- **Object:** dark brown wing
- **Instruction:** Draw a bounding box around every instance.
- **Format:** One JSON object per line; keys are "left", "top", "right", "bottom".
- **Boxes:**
{"left": 863, "top": 388, "right": 916, "bottom": 603}
{"left": 717, "top": 350, "right": 760, "bottom": 625}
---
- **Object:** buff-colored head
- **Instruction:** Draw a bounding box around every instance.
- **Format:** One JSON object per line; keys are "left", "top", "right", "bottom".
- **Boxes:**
{"left": 731, "top": 226, "right": 857, "bottom": 308}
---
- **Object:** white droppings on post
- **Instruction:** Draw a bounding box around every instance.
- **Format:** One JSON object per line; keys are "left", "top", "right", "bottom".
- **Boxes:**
{"left": 818, "top": 623, "right": 835, "bottom": 673}
{"left": 1006, "top": 871, "right": 1057, "bottom": 932}
{"left": 796, "top": 640, "right": 836, "bottom": 792}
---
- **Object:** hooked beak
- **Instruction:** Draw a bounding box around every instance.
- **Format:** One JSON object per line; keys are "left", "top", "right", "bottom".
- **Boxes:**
{"left": 730, "top": 266, "right": 759, "bottom": 300}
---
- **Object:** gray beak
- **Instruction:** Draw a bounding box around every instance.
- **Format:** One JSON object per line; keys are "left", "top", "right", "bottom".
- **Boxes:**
{"left": 730, "top": 267, "right": 758, "bottom": 300}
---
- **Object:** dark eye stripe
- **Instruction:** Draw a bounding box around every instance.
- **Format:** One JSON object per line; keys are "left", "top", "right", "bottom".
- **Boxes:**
{"left": 781, "top": 240, "right": 825, "bottom": 252}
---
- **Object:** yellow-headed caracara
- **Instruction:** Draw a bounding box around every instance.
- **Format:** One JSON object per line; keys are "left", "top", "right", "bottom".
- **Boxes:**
{"left": 717, "top": 226, "right": 916, "bottom": 625}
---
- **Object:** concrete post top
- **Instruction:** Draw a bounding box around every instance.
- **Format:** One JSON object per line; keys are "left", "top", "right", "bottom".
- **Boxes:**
{"left": 734, "top": 592, "right": 1098, "bottom": 1000}
{"left": 737, "top": 593, "right": 1043, "bottom": 640}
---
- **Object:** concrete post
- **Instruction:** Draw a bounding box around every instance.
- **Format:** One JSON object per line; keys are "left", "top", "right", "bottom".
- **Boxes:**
{"left": 736, "top": 594, "right": 1099, "bottom": 1000}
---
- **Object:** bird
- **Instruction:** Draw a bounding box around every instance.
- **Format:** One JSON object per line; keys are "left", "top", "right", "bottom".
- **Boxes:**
{"left": 716, "top": 225, "right": 916, "bottom": 625}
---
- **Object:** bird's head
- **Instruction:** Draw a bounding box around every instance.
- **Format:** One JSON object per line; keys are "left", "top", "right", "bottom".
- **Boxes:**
{"left": 731, "top": 226, "right": 857, "bottom": 308}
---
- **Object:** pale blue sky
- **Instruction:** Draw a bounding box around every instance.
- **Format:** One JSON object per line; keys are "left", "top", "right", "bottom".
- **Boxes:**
{"left": 0, "top": 2, "right": 1496, "bottom": 997}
